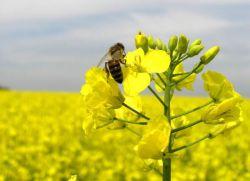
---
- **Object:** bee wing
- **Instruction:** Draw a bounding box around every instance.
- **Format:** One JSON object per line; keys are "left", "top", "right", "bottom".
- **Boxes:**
{"left": 97, "top": 52, "right": 111, "bottom": 67}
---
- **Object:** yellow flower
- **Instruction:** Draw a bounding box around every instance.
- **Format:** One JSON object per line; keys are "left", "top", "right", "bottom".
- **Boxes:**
{"left": 123, "top": 48, "right": 170, "bottom": 96}
{"left": 202, "top": 71, "right": 235, "bottom": 101}
{"left": 173, "top": 64, "right": 196, "bottom": 91}
{"left": 171, "top": 108, "right": 189, "bottom": 138}
{"left": 81, "top": 67, "right": 125, "bottom": 109}
{"left": 209, "top": 119, "right": 243, "bottom": 138}
{"left": 115, "top": 96, "right": 142, "bottom": 122}
{"left": 201, "top": 95, "right": 242, "bottom": 124}
{"left": 135, "top": 116, "right": 171, "bottom": 160}
{"left": 123, "top": 68, "right": 151, "bottom": 96}
{"left": 82, "top": 107, "right": 115, "bottom": 135}
{"left": 154, "top": 63, "right": 196, "bottom": 92}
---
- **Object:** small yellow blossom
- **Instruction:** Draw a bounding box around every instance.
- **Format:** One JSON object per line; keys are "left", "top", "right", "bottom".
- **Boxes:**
{"left": 82, "top": 107, "right": 115, "bottom": 135}
{"left": 171, "top": 108, "right": 190, "bottom": 138}
{"left": 173, "top": 64, "right": 196, "bottom": 91}
{"left": 209, "top": 119, "right": 243, "bottom": 138}
{"left": 155, "top": 63, "right": 196, "bottom": 92}
{"left": 201, "top": 95, "right": 242, "bottom": 124}
{"left": 135, "top": 116, "right": 171, "bottom": 159}
{"left": 115, "top": 96, "right": 142, "bottom": 122}
{"left": 123, "top": 48, "right": 170, "bottom": 96}
{"left": 202, "top": 71, "right": 235, "bottom": 101}
{"left": 81, "top": 67, "right": 125, "bottom": 109}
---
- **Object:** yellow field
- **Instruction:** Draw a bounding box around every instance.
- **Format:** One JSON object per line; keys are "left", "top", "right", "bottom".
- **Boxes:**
{"left": 0, "top": 91, "right": 249, "bottom": 181}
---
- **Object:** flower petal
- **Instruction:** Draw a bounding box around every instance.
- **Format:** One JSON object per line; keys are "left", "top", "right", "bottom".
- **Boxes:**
{"left": 123, "top": 68, "right": 151, "bottom": 96}
{"left": 142, "top": 50, "right": 170, "bottom": 73}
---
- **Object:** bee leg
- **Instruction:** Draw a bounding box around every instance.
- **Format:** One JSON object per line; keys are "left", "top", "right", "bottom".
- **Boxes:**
{"left": 105, "top": 62, "right": 110, "bottom": 79}
{"left": 119, "top": 59, "right": 126, "bottom": 65}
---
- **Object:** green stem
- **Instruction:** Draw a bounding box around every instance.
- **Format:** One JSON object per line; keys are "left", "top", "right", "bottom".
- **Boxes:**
{"left": 171, "top": 100, "right": 213, "bottom": 120}
{"left": 163, "top": 68, "right": 173, "bottom": 181}
{"left": 156, "top": 73, "right": 166, "bottom": 85}
{"left": 148, "top": 86, "right": 166, "bottom": 108}
{"left": 163, "top": 158, "right": 171, "bottom": 181}
{"left": 172, "top": 119, "right": 203, "bottom": 133}
{"left": 114, "top": 118, "right": 147, "bottom": 125}
{"left": 172, "top": 72, "right": 190, "bottom": 77}
{"left": 171, "top": 134, "right": 210, "bottom": 153}
{"left": 122, "top": 102, "right": 150, "bottom": 120}
{"left": 152, "top": 76, "right": 165, "bottom": 91}
{"left": 125, "top": 127, "right": 141, "bottom": 137}
{"left": 170, "top": 62, "right": 201, "bottom": 87}
{"left": 96, "top": 120, "right": 114, "bottom": 129}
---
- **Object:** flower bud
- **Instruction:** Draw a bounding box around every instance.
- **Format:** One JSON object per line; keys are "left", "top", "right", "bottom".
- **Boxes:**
{"left": 188, "top": 44, "right": 204, "bottom": 57}
{"left": 190, "top": 39, "right": 202, "bottom": 46}
{"left": 172, "top": 51, "right": 178, "bottom": 60}
{"left": 194, "top": 63, "right": 205, "bottom": 74}
{"left": 156, "top": 38, "right": 164, "bottom": 50}
{"left": 163, "top": 44, "right": 168, "bottom": 52}
{"left": 200, "top": 46, "right": 220, "bottom": 64}
{"left": 177, "top": 34, "right": 189, "bottom": 53}
{"left": 135, "top": 32, "right": 148, "bottom": 52}
{"left": 148, "top": 35, "right": 156, "bottom": 49}
{"left": 168, "top": 35, "right": 178, "bottom": 52}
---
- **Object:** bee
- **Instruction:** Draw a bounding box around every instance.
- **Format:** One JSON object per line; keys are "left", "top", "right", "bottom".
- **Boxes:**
{"left": 97, "top": 42, "right": 126, "bottom": 84}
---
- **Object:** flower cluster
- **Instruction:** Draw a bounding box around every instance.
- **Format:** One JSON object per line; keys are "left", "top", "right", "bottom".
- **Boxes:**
{"left": 80, "top": 31, "right": 243, "bottom": 179}
{"left": 201, "top": 71, "right": 243, "bottom": 137}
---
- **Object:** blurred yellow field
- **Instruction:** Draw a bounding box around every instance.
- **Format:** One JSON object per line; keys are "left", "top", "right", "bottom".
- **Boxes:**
{"left": 0, "top": 91, "right": 249, "bottom": 181}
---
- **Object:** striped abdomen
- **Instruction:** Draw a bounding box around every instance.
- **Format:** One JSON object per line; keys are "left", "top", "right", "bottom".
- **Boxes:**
{"left": 108, "top": 60, "right": 123, "bottom": 84}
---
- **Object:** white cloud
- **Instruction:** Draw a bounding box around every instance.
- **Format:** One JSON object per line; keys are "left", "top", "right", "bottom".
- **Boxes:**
{"left": 2, "top": 0, "right": 249, "bottom": 23}
{"left": 0, "top": 0, "right": 163, "bottom": 22}
{"left": 131, "top": 10, "right": 230, "bottom": 36}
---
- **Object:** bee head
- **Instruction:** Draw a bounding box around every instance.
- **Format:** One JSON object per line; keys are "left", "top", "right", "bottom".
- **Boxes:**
{"left": 110, "top": 42, "right": 125, "bottom": 55}
{"left": 116, "top": 42, "right": 125, "bottom": 51}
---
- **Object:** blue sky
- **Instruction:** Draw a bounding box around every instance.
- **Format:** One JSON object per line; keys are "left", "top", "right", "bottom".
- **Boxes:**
{"left": 0, "top": 0, "right": 250, "bottom": 96}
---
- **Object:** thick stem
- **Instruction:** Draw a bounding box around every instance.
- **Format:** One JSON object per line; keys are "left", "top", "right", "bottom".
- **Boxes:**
{"left": 163, "top": 69, "right": 173, "bottom": 181}
{"left": 163, "top": 158, "right": 171, "bottom": 181}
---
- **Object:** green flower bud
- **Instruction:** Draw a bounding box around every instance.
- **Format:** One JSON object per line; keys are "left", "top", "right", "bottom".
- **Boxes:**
{"left": 193, "top": 63, "right": 205, "bottom": 74}
{"left": 190, "top": 39, "right": 202, "bottom": 46}
{"left": 168, "top": 35, "right": 178, "bottom": 52}
{"left": 187, "top": 44, "right": 204, "bottom": 57}
{"left": 200, "top": 46, "right": 220, "bottom": 64}
{"left": 163, "top": 44, "right": 168, "bottom": 52}
{"left": 156, "top": 38, "right": 164, "bottom": 50}
{"left": 147, "top": 35, "right": 156, "bottom": 49}
{"left": 172, "top": 51, "right": 178, "bottom": 60}
{"left": 135, "top": 32, "right": 148, "bottom": 52}
{"left": 177, "top": 34, "right": 189, "bottom": 53}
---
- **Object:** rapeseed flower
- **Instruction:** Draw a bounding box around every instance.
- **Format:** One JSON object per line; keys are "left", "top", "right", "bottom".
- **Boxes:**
{"left": 81, "top": 67, "right": 125, "bottom": 109}
{"left": 201, "top": 94, "right": 242, "bottom": 124}
{"left": 202, "top": 71, "right": 235, "bottom": 102}
{"left": 123, "top": 48, "right": 170, "bottom": 96}
{"left": 82, "top": 106, "right": 115, "bottom": 135}
{"left": 115, "top": 96, "right": 142, "bottom": 122}
{"left": 135, "top": 116, "right": 171, "bottom": 159}
{"left": 155, "top": 63, "right": 196, "bottom": 92}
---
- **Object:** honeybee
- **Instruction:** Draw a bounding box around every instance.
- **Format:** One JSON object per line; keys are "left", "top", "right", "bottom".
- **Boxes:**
{"left": 97, "top": 43, "right": 126, "bottom": 84}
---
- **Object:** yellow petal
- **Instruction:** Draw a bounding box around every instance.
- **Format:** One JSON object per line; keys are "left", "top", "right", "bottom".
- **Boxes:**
{"left": 202, "top": 71, "right": 235, "bottom": 101}
{"left": 142, "top": 50, "right": 170, "bottom": 73}
{"left": 135, "top": 116, "right": 171, "bottom": 160}
{"left": 123, "top": 68, "right": 151, "bottom": 96}
{"left": 125, "top": 48, "right": 145, "bottom": 67}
